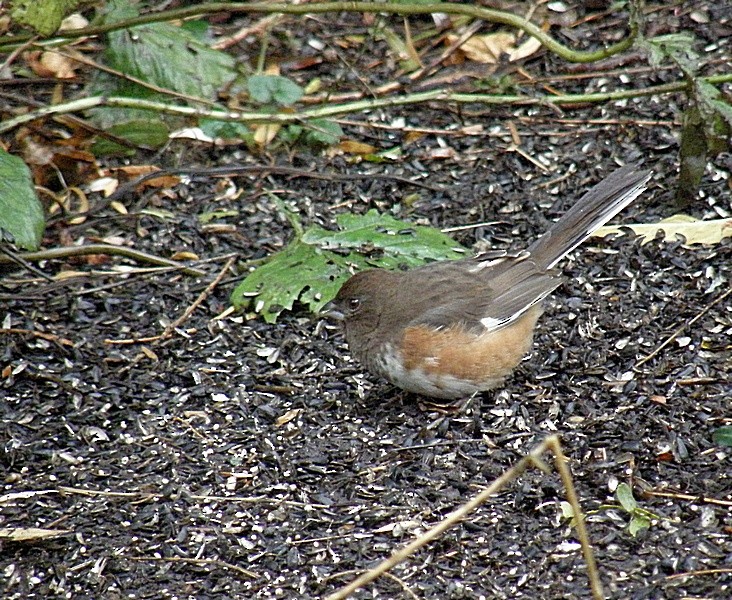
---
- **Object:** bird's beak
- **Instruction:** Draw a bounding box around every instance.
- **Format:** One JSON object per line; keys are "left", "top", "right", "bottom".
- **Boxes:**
{"left": 320, "top": 301, "right": 344, "bottom": 321}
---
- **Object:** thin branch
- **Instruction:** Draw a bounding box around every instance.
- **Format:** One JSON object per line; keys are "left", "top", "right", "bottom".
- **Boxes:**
{"left": 325, "top": 435, "right": 604, "bottom": 600}
{"left": 0, "top": 244, "right": 206, "bottom": 276}
{"left": 2, "top": 74, "right": 731, "bottom": 135}
{"left": 634, "top": 286, "right": 732, "bottom": 368}
{"left": 0, "top": 2, "right": 640, "bottom": 64}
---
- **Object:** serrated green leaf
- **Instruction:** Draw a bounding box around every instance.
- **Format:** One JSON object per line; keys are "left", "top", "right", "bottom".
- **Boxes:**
{"left": 0, "top": 150, "right": 44, "bottom": 251}
{"left": 646, "top": 33, "right": 699, "bottom": 65}
{"left": 231, "top": 210, "right": 468, "bottom": 322}
{"left": 248, "top": 75, "right": 303, "bottom": 106}
{"left": 303, "top": 210, "right": 467, "bottom": 263}
{"left": 231, "top": 239, "right": 346, "bottom": 323}
{"left": 615, "top": 483, "right": 637, "bottom": 513}
{"left": 712, "top": 426, "right": 732, "bottom": 448}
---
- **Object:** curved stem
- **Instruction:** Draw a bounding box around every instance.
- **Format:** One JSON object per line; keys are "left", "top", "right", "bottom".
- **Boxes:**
{"left": 0, "top": 2, "right": 639, "bottom": 63}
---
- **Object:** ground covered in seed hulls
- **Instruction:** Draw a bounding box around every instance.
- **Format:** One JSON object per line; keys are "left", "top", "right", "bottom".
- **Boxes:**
{"left": 1, "top": 3, "right": 731, "bottom": 599}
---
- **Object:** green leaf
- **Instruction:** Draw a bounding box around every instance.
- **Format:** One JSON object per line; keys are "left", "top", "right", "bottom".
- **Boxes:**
{"left": 100, "top": 0, "right": 138, "bottom": 23}
{"left": 86, "top": 8, "right": 238, "bottom": 132}
{"left": 92, "top": 120, "right": 170, "bottom": 156}
{"left": 304, "top": 119, "right": 343, "bottom": 145}
{"left": 198, "top": 209, "right": 239, "bottom": 224}
{"left": 711, "top": 99, "right": 732, "bottom": 128}
{"left": 559, "top": 501, "right": 575, "bottom": 520}
{"left": 199, "top": 118, "right": 251, "bottom": 141}
{"left": 615, "top": 483, "right": 637, "bottom": 514}
{"left": 248, "top": 75, "right": 303, "bottom": 105}
{"left": 303, "top": 210, "right": 467, "bottom": 262}
{"left": 9, "top": 0, "right": 82, "bottom": 36}
{"left": 180, "top": 19, "right": 211, "bottom": 40}
{"left": 644, "top": 33, "right": 699, "bottom": 71}
{"left": 712, "top": 426, "right": 732, "bottom": 448}
{"left": 628, "top": 514, "right": 651, "bottom": 537}
{"left": 105, "top": 22, "right": 236, "bottom": 99}
{"left": 0, "top": 150, "right": 44, "bottom": 251}
{"left": 365, "top": 146, "right": 403, "bottom": 163}
{"left": 231, "top": 210, "right": 468, "bottom": 322}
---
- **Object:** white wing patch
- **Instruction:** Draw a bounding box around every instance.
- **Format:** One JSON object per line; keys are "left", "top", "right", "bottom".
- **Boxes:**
{"left": 468, "top": 250, "right": 530, "bottom": 273}
{"left": 479, "top": 286, "right": 554, "bottom": 333}
{"left": 479, "top": 316, "right": 505, "bottom": 331}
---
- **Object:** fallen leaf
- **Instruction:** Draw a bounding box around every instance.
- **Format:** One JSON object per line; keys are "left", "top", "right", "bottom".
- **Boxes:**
{"left": 253, "top": 122, "right": 281, "bottom": 147}
{"left": 25, "top": 51, "right": 78, "bottom": 79}
{"left": 275, "top": 408, "right": 303, "bottom": 427}
{"left": 337, "top": 140, "right": 378, "bottom": 155}
{"left": 140, "top": 346, "right": 158, "bottom": 361}
{"left": 448, "top": 32, "right": 516, "bottom": 64}
{"left": 509, "top": 35, "right": 543, "bottom": 62}
{"left": 171, "top": 251, "right": 200, "bottom": 261}
{"left": 110, "top": 201, "right": 128, "bottom": 215}
{"left": 0, "top": 527, "right": 71, "bottom": 542}
{"left": 594, "top": 215, "right": 732, "bottom": 245}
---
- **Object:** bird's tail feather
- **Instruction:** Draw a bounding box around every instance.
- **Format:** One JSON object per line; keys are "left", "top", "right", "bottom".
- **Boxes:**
{"left": 527, "top": 165, "right": 652, "bottom": 269}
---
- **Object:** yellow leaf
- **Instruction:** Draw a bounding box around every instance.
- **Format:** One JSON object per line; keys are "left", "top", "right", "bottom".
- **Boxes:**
{"left": 0, "top": 527, "right": 71, "bottom": 541}
{"left": 254, "top": 123, "right": 280, "bottom": 147}
{"left": 594, "top": 216, "right": 732, "bottom": 245}
{"left": 448, "top": 32, "right": 516, "bottom": 64}
{"left": 171, "top": 251, "right": 199, "bottom": 261}
{"left": 275, "top": 408, "right": 302, "bottom": 427}
{"left": 338, "top": 140, "right": 378, "bottom": 155}
{"left": 509, "top": 35, "right": 543, "bottom": 62}
{"left": 110, "top": 200, "right": 128, "bottom": 214}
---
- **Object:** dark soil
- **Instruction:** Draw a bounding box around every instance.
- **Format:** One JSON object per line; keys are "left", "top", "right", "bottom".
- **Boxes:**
{"left": 2, "top": 3, "right": 731, "bottom": 599}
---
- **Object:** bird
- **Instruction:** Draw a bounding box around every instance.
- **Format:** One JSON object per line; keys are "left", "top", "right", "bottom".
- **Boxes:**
{"left": 323, "top": 164, "right": 652, "bottom": 400}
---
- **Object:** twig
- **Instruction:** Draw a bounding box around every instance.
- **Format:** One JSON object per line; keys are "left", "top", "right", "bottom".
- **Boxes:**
{"left": 52, "top": 485, "right": 329, "bottom": 509}
{"left": 642, "top": 489, "right": 732, "bottom": 508}
{"left": 325, "top": 435, "right": 604, "bottom": 600}
{"left": 102, "top": 164, "right": 440, "bottom": 205}
{"left": 0, "top": 328, "right": 74, "bottom": 346}
{"left": 0, "top": 244, "right": 206, "bottom": 276}
{"left": 325, "top": 569, "right": 419, "bottom": 599}
{"left": 126, "top": 555, "right": 258, "bottom": 579}
{"left": 105, "top": 256, "right": 235, "bottom": 345}
{"left": 634, "top": 286, "right": 732, "bottom": 368}
{"left": 155, "top": 255, "right": 235, "bottom": 343}
{"left": 665, "top": 568, "right": 732, "bottom": 581}
{"left": 0, "top": 245, "right": 54, "bottom": 281}
{"left": 550, "top": 437, "right": 603, "bottom": 600}
{"left": 0, "top": 2, "right": 640, "bottom": 64}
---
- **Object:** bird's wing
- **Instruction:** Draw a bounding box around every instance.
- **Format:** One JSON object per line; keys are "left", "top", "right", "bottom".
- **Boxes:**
{"left": 405, "top": 256, "right": 562, "bottom": 334}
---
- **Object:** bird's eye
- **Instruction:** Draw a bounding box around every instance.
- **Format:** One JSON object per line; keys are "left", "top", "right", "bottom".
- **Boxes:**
{"left": 348, "top": 298, "right": 361, "bottom": 311}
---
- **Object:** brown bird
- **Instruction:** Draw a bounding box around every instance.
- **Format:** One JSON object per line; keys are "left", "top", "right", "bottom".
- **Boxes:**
{"left": 324, "top": 165, "right": 652, "bottom": 399}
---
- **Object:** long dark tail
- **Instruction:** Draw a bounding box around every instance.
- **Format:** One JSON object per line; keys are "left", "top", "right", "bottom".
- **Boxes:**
{"left": 527, "top": 164, "right": 652, "bottom": 269}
